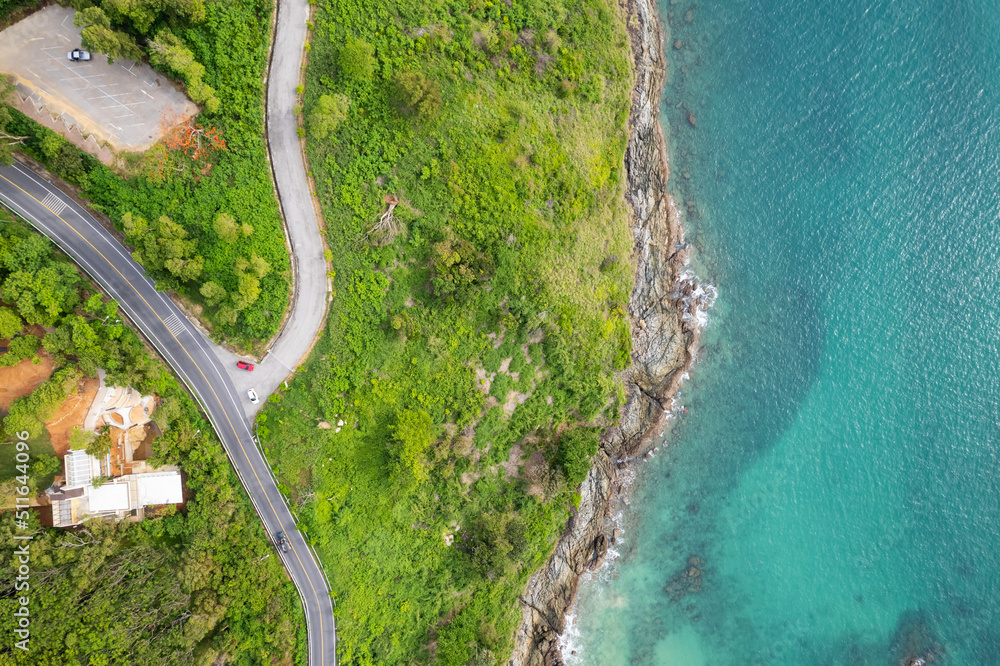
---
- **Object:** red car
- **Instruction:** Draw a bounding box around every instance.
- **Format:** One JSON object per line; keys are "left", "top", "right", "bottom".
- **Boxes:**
{"left": 237, "top": 361, "right": 255, "bottom": 371}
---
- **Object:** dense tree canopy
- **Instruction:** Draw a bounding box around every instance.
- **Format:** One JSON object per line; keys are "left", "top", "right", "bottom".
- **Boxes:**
{"left": 0, "top": 306, "right": 22, "bottom": 339}
{"left": 392, "top": 71, "right": 442, "bottom": 120}
{"left": 149, "top": 29, "right": 220, "bottom": 112}
{"left": 74, "top": 7, "right": 142, "bottom": 63}
{"left": 0, "top": 213, "right": 304, "bottom": 663}
{"left": 122, "top": 212, "right": 205, "bottom": 283}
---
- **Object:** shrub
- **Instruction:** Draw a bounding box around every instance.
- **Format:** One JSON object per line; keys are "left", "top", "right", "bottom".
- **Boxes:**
{"left": 0, "top": 306, "right": 22, "bottom": 339}
{"left": 557, "top": 427, "right": 600, "bottom": 487}
{"left": 390, "top": 408, "right": 436, "bottom": 484}
{"left": 338, "top": 38, "right": 375, "bottom": 81}
{"left": 309, "top": 93, "right": 351, "bottom": 139}
{"left": 392, "top": 71, "right": 441, "bottom": 120}
{"left": 0, "top": 333, "right": 39, "bottom": 366}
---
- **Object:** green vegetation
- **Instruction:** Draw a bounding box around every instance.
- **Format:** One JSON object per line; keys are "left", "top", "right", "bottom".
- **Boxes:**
{"left": 0, "top": 74, "right": 25, "bottom": 166}
{"left": 0, "top": 305, "right": 23, "bottom": 338}
{"left": 555, "top": 427, "right": 601, "bottom": 487}
{"left": 0, "top": 213, "right": 304, "bottom": 663}
{"left": 149, "top": 29, "right": 221, "bottom": 112}
{"left": 338, "top": 37, "right": 376, "bottom": 82}
{"left": 0, "top": 429, "right": 56, "bottom": 488}
{"left": 309, "top": 93, "right": 351, "bottom": 139}
{"left": 0, "top": 331, "right": 38, "bottom": 366}
{"left": 258, "top": 0, "right": 636, "bottom": 663}
{"left": 1, "top": 0, "right": 290, "bottom": 349}
{"left": 74, "top": 6, "right": 143, "bottom": 63}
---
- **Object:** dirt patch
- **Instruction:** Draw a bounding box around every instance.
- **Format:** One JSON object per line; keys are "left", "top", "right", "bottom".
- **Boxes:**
{"left": 0, "top": 355, "right": 54, "bottom": 411}
{"left": 498, "top": 442, "right": 524, "bottom": 481}
{"left": 474, "top": 366, "right": 492, "bottom": 394}
{"left": 523, "top": 450, "right": 549, "bottom": 498}
{"left": 501, "top": 390, "right": 531, "bottom": 417}
{"left": 43, "top": 376, "right": 98, "bottom": 458}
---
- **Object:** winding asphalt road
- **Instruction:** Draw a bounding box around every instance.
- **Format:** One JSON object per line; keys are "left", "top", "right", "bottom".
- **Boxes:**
{"left": 0, "top": 162, "right": 336, "bottom": 664}
{"left": 0, "top": 0, "right": 336, "bottom": 662}
{"left": 215, "top": 0, "right": 330, "bottom": 420}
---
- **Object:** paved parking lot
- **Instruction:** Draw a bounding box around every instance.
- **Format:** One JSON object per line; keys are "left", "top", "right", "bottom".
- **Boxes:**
{"left": 0, "top": 6, "right": 197, "bottom": 152}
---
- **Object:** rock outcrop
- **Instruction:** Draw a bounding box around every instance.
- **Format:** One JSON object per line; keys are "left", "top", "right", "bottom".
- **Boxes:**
{"left": 509, "top": 0, "right": 705, "bottom": 663}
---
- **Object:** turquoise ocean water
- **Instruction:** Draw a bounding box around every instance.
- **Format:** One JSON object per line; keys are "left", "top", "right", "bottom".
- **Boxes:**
{"left": 566, "top": 1, "right": 1000, "bottom": 664}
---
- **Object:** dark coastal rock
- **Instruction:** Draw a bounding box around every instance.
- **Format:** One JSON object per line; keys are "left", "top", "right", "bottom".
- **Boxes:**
{"left": 687, "top": 108, "right": 697, "bottom": 127}
{"left": 510, "top": 0, "right": 697, "bottom": 663}
{"left": 664, "top": 557, "right": 705, "bottom": 601}
{"left": 889, "top": 610, "right": 945, "bottom": 666}
{"left": 588, "top": 534, "right": 610, "bottom": 570}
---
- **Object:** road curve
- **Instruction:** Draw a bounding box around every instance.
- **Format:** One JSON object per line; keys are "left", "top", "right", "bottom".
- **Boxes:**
{"left": 0, "top": 163, "right": 337, "bottom": 666}
{"left": 208, "top": 0, "right": 332, "bottom": 422}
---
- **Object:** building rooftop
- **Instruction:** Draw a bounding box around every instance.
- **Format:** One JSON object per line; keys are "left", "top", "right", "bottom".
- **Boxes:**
{"left": 87, "top": 482, "right": 130, "bottom": 513}
{"left": 136, "top": 473, "right": 183, "bottom": 506}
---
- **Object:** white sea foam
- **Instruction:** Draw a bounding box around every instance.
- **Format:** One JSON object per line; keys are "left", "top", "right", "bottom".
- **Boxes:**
{"left": 673, "top": 269, "right": 717, "bottom": 330}
{"left": 559, "top": 611, "right": 585, "bottom": 664}
{"left": 559, "top": 519, "right": 628, "bottom": 664}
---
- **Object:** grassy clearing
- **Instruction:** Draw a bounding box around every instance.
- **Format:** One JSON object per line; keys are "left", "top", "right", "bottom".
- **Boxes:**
{"left": 259, "top": 0, "right": 636, "bottom": 663}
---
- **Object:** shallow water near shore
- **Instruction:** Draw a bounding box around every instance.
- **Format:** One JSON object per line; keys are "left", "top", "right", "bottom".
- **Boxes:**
{"left": 567, "top": 0, "right": 1000, "bottom": 664}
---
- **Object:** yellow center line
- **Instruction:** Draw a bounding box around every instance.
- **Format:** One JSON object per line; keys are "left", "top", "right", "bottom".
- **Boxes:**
{"left": 0, "top": 173, "right": 327, "bottom": 664}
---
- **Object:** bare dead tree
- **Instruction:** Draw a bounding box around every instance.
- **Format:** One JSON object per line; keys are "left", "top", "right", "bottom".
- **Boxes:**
{"left": 363, "top": 194, "right": 403, "bottom": 246}
{"left": 1, "top": 131, "right": 27, "bottom": 148}
{"left": 54, "top": 528, "right": 96, "bottom": 548}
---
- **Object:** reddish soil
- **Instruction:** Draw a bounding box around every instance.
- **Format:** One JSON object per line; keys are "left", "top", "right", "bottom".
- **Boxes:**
{"left": 43, "top": 376, "right": 99, "bottom": 458}
{"left": 0, "top": 356, "right": 55, "bottom": 411}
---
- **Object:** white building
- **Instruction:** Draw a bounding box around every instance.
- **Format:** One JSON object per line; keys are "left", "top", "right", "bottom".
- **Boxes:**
{"left": 48, "top": 450, "right": 183, "bottom": 527}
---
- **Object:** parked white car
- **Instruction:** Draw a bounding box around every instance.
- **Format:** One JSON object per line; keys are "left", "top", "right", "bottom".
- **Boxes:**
{"left": 67, "top": 49, "right": 91, "bottom": 62}
{"left": 247, "top": 388, "right": 259, "bottom": 404}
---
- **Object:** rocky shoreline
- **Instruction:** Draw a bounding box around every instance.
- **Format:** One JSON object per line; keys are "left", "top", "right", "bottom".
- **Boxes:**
{"left": 508, "top": 0, "right": 711, "bottom": 663}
